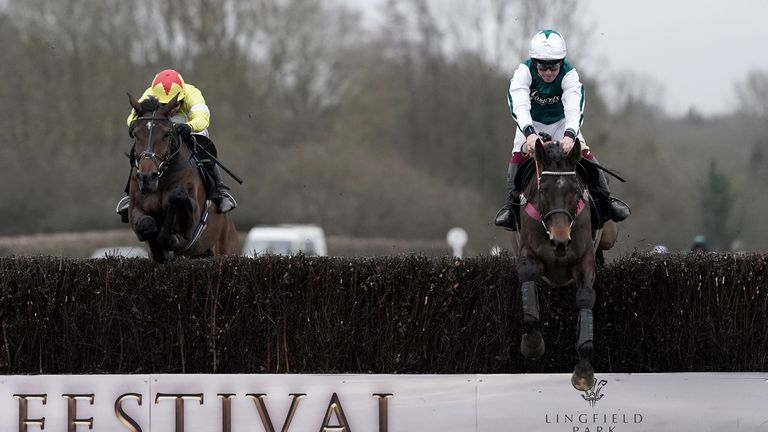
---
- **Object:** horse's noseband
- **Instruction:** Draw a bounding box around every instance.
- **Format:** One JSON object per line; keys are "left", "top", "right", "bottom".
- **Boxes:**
{"left": 133, "top": 114, "right": 181, "bottom": 179}
{"left": 542, "top": 208, "right": 577, "bottom": 225}
{"left": 135, "top": 149, "right": 171, "bottom": 172}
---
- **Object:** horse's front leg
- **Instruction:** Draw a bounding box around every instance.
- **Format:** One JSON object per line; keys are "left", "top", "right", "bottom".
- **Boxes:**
{"left": 518, "top": 251, "right": 545, "bottom": 360}
{"left": 158, "top": 187, "right": 193, "bottom": 251}
{"left": 131, "top": 206, "right": 158, "bottom": 242}
{"left": 571, "top": 250, "right": 597, "bottom": 391}
{"left": 131, "top": 209, "right": 172, "bottom": 262}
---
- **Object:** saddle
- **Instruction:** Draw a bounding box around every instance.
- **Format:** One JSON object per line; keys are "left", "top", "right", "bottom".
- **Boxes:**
{"left": 187, "top": 134, "right": 218, "bottom": 198}
{"left": 513, "top": 156, "right": 609, "bottom": 233}
{"left": 190, "top": 134, "right": 218, "bottom": 158}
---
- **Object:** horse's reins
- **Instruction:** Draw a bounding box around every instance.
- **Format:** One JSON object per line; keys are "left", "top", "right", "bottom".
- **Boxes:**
{"left": 133, "top": 112, "right": 181, "bottom": 179}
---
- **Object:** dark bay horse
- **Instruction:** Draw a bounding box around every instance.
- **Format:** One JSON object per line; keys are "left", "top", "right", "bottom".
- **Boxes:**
{"left": 126, "top": 94, "right": 239, "bottom": 262}
{"left": 515, "top": 138, "right": 617, "bottom": 391}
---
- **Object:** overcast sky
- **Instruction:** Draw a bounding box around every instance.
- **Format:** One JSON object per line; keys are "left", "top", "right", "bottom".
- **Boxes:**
{"left": 345, "top": 0, "right": 768, "bottom": 117}
{"left": 582, "top": 0, "right": 768, "bottom": 116}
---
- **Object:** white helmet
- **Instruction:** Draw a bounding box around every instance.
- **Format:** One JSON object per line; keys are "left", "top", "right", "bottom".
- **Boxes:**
{"left": 529, "top": 30, "right": 567, "bottom": 61}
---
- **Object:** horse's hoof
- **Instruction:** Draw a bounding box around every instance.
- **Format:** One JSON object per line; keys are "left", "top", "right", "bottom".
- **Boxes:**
{"left": 571, "top": 362, "right": 595, "bottom": 391}
{"left": 152, "top": 250, "right": 173, "bottom": 263}
{"left": 520, "top": 332, "right": 545, "bottom": 360}
{"left": 158, "top": 235, "right": 180, "bottom": 251}
{"left": 168, "top": 187, "right": 189, "bottom": 205}
{"left": 136, "top": 216, "right": 158, "bottom": 239}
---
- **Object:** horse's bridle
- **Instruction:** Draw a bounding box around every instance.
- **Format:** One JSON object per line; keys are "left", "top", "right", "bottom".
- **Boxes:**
{"left": 537, "top": 170, "right": 588, "bottom": 234}
{"left": 133, "top": 112, "right": 181, "bottom": 179}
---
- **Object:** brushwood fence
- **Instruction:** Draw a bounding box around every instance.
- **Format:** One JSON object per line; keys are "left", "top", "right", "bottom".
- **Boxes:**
{"left": 0, "top": 253, "right": 766, "bottom": 374}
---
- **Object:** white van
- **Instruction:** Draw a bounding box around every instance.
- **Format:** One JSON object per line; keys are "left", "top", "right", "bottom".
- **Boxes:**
{"left": 241, "top": 225, "right": 327, "bottom": 257}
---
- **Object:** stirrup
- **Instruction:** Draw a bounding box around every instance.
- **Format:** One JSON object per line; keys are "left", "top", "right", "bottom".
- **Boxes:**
{"left": 609, "top": 197, "right": 631, "bottom": 221}
{"left": 115, "top": 196, "right": 130, "bottom": 214}
{"left": 217, "top": 191, "right": 237, "bottom": 213}
{"left": 116, "top": 196, "right": 130, "bottom": 223}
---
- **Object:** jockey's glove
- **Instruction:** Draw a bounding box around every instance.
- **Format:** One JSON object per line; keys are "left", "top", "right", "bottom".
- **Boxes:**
{"left": 175, "top": 123, "right": 192, "bottom": 137}
{"left": 560, "top": 136, "right": 575, "bottom": 154}
{"left": 524, "top": 133, "right": 539, "bottom": 155}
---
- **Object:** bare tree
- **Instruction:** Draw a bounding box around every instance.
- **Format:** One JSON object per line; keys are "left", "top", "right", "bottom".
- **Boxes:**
{"left": 735, "top": 70, "right": 768, "bottom": 117}
{"left": 381, "top": 0, "right": 585, "bottom": 71}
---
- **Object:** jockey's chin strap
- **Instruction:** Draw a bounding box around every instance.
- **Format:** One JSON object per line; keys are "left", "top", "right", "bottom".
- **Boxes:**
{"left": 133, "top": 112, "right": 181, "bottom": 179}
{"left": 521, "top": 170, "right": 588, "bottom": 235}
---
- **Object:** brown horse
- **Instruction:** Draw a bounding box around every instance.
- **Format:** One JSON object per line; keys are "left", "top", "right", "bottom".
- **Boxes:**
{"left": 126, "top": 94, "right": 239, "bottom": 262}
{"left": 514, "top": 138, "right": 617, "bottom": 391}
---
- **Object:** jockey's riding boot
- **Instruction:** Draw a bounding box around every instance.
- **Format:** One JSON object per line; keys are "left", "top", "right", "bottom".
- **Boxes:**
{"left": 595, "top": 169, "right": 631, "bottom": 222}
{"left": 495, "top": 162, "right": 521, "bottom": 230}
{"left": 116, "top": 169, "right": 133, "bottom": 223}
{"left": 495, "top": 190, "right": 521, "bottom": 230}
{"left": 116, "top": 196, "right": 130, "bottom": 223}
{"left": 204, "top": 161, "right": 237, "bottom": 214}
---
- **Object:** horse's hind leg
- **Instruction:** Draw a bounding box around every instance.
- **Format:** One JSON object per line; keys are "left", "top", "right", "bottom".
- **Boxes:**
{"left": 598, "top": 220, "right": 618, "bottom": 251}
{"left": 518, "top": 254, "right": 545, "bottom": 360}
{"left": 571, "top": 253, "right": 597, "bottom": 391}
{"left": 595, "top": 249, "right": 605, "bottom": 267}
{"left": 218, "top": 218, "right": 240, "bottom": 255}
{"left": 148, "top": 240, "right": 173, "bottom": 263}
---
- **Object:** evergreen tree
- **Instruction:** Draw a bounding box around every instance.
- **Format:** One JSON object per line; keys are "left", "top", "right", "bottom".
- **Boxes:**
{"left": 699, "top": 158, "right": 739, "bottom": 250}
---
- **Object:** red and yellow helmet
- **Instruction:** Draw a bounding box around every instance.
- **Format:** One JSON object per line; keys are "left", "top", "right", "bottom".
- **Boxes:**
{"left": 149, "top": 69, "right": 186, "bottom": 104}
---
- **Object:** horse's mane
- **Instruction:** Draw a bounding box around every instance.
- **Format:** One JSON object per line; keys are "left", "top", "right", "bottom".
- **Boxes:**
{"left": 135, "top": 96, "right": 162, "bottom": 117}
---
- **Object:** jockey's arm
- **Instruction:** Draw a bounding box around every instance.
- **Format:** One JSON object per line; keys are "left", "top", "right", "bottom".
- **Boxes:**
{"left": 507, "top": 63, "right": 535, "bottom": 134}
{"left": 561, "top": 68, "right": 585, "bottom": 139}
{"left": 182, "top": 84, "right": 210, "bottom": 133}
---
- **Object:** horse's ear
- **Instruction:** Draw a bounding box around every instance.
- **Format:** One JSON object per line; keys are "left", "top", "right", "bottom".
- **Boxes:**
{"left": 127, "top": 92, "right": 142, "bottom": 113}
{"left": 160, "top": 94, "right": 181, "bottom": 116}
{"left": 534, "top": 138, "right": 546, "bottom": 162}
{"left": 569, "top": 138, "right": 582, "bottom": 165}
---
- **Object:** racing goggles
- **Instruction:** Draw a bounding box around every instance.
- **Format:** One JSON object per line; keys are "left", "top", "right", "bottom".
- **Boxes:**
{"left": 535, "top": 60, "right": 562, "bottom": 71}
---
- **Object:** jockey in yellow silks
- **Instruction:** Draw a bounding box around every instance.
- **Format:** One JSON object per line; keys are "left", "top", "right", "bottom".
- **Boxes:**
{"left": 116, "top": 69, "right": 236, "bottom": 221}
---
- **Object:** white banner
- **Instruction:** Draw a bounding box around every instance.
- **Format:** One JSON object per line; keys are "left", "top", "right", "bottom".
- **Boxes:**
{"left": 1, "top": 373, "right": 766, "bottom": 431}
{"left": 477, "top": 373, "right": 768, "bottom": 431}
